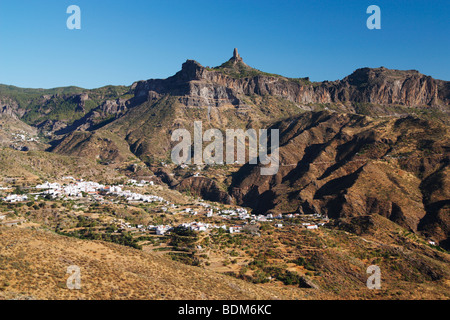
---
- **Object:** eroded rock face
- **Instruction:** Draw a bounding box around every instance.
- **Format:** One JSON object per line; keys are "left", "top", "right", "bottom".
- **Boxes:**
{"left": 37, "top": 119, "right": 68, "bottom": 132}
{"left": 89, "top": 98, "right": 129, "bottom": 120}
{"left": 0, "top": 105, "right": 18, "bottom": 119}
{"left": 60, "top": 98, "right": 130, "bottom": 133}
{"left": 331, "top": 67, "right": 448, "bottom": 106}
{"left": 73, "top": 93, "right": 90, "bottom": 112}
{"left": 132, "top": 53, "right": 450, "bottom": 110}
{"left": 0, "top": 97, "right": 23, "bottom": 119}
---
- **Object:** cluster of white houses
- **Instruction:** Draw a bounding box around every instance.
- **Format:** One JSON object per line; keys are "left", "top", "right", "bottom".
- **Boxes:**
{"left": 117, "top": 219, "right": 228, "bottom": 235}
{"left": 36, "top": 181, "right": 102, "bottom": 197}
{"left": 109, "top": 188, "right": 166, "bottom": 203}
{"left": 2, "top": 178, "right": 326, "bottom": 232}
{"left": 12, "top": 132, "right": 38, "bottom": 142}
{"left": 118, "top": 215, "right": 324, "bottom": 236}
{"left": 153, "top": 222, "right": 230, "bottom": 235}
{"left": 2, "top": 194, "right": 28, "bottom": 203}
{"left": 33, "top": 179, "right": 166, "bottom": 204}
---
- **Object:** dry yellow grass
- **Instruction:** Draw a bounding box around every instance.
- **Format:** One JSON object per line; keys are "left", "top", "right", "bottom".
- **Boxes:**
{"left": 0, "top": 226, "right": 309, "bottom": 300}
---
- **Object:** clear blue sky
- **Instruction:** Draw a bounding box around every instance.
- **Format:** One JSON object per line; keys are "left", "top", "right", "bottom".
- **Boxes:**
{"left": 0, "top": 0, "right": 449, "bottom": 89}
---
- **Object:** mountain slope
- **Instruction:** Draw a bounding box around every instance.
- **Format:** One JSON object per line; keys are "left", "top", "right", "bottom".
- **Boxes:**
{"left": 230, "top": 111, "right": 450, "bottom": 248}
{"left": 0, "top": 227, "right": 303, "bottom": 300}
{"left": 51, "top": 50, "right": 449, "bottom": 163}
{"left": 0, "top": 84, "right": 131, "bottom": 133}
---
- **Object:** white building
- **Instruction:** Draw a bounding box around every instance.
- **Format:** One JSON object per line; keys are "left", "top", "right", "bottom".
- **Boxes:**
{"left": 229, "top": 225, "right": 243, "bottom": 234}
{"left": 3, "top": 194, "right": 28, "bottom": 202}
{"left": 36, "top": 182, "right": 61, "bottom": 189}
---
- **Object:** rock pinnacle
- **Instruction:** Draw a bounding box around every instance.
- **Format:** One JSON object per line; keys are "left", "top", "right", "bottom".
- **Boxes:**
{"left": 232, "top": 48, "right": 243, "bottom": 62}
{"left": 233, "top": 48, "right": 239, "bottom": 59}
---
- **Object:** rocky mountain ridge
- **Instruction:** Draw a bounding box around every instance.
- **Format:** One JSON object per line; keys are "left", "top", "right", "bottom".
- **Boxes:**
{"left": 1, "top": 49, "right": 449, "bottom": 138}
{"left": 131, "top": 50, "right": 450, "bottom": 110}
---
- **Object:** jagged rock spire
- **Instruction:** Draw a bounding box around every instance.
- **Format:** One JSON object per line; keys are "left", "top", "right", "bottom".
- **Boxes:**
{"left": 233, "top": 48, "right": 239, "bottom": 59}
{"left": 232, "top": 48, "right": 243, "bottom": 62}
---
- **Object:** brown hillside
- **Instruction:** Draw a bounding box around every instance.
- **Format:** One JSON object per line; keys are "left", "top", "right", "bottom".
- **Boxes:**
{"left": 231, "top": 111, "right": 450, "bottom": 248}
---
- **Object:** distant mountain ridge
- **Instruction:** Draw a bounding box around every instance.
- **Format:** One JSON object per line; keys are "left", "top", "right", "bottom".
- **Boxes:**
{"left": 132, "top": 55, "right": 450, "bottom": 110}
{"left": 1, "top": 49, "right": 449, "bottom": 133}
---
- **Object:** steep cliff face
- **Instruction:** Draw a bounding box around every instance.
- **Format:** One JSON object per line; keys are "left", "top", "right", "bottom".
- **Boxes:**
{"left": 132, "top": 58, "right": 325, "bottom": 107}
{"left": 59, "top": 98, "right": 131, "bottom": 133}
{"left": 0, "top": 105, "right": 19, "bottom": 119}
{"left": 331, "top": 67, "right": 449, "bottom": 106}
{"left": 1, "top": 50, "right": 448, "bottom": 136}
{"left": 131, "top": 51, "right": 450, "bottom": 110}
{"left": 132, "top": 59, "right": 242, "bottom": 108}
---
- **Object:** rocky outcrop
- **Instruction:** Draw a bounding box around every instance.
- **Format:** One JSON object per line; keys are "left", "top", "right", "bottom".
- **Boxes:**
{"left": 330, "top": 67, "right": 448, "bottom": 106}
{"left": 77, "top": 98, "right": 129, "bottom": 130}
{"left": 233, "top": 48, "right": 241, "bottom": 61}
{"left": 0, "top": 105, "right": 18, "bottom": 119}
{"left": 73, "top": 93, "right": 89, "bottom": 112}
{"left": 55, "top": 98, "right": 131, "bottom": 134}
{"left": 37, "top": 119, "right": 68, "bottom": 133}
{"left": 0, "top": 96, "right": 22, "bottom": 119}
{"left": 132, "top": 50, "right": 450, "bottom": 109}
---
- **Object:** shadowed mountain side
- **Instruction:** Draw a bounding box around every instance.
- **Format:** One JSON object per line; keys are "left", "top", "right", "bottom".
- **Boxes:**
{"left": 230, "top": 111, "right": 450, "bottom": 248}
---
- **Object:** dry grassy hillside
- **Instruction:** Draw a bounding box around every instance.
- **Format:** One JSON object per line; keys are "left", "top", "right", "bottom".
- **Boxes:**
{"left": 1, "top": 219, "right": 449, "bottom": 300}
{"left": 0, "top": 148, "right": 126, "bottom": 184}
{"left": 0, "top": 227, "right": 306, "bottom": 300}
